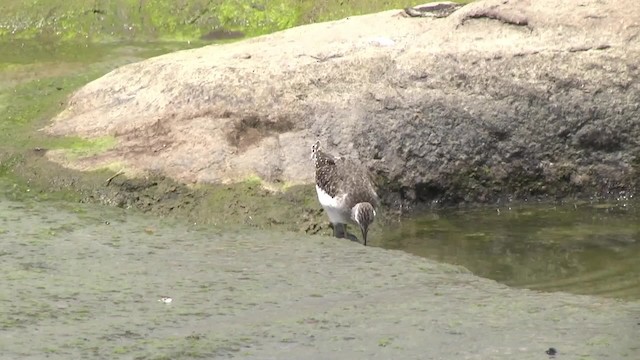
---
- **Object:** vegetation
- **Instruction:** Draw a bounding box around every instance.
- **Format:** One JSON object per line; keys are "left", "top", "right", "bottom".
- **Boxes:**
{"left": 0, "top": 0, "right": 474, "bottom": 42}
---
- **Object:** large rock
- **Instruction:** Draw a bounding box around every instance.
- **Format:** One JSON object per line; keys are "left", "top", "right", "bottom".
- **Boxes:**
{"left": 46, "top": 0, "right": 640, "bottom": 208}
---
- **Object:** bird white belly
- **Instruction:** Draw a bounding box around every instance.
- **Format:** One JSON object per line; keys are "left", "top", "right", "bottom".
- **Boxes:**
{"left": 315, "top": 185, "right": 350, "bottom": 224}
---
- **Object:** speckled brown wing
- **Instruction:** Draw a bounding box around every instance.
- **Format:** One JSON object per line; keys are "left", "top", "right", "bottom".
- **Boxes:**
{"left": 314, "top": 143, "right": 378, "bottom": 209}
{"left": 314, "top": 149, "right": 342, "bottom": 198}
{"left": 336, "top": 157, "right": 379, "bottom": 210}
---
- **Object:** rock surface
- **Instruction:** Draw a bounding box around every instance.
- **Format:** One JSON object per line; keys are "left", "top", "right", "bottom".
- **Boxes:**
{"left": 46, "top": 0, "right": 640, "bottom": 208}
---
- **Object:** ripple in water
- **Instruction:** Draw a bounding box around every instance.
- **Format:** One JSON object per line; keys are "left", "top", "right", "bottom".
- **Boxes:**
{"left": 379, "top": 202, "right": 640, "bottom": 300}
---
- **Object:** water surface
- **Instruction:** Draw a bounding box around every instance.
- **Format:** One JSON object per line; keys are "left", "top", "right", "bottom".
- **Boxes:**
{"left": 379, "top": 202, "right": 640, "bottom": 300}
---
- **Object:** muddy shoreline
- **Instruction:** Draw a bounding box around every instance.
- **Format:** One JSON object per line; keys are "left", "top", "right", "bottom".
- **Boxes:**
{"left": 4, "top": 149, "right": 327, "bottom": 234}
{"left": 7, "top": 145, "right": 636, "bottom": 242}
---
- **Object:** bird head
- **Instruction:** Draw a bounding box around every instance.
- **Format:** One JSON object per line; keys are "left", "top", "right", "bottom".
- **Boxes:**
{"left": 351, "top": 202, "right": 376, "bottom": 246}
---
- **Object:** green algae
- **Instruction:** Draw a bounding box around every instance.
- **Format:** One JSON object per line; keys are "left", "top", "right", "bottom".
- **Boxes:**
{"left": 1, "top": 0, "right": 474, "bottom": 42}
{"left": 109, "top": 335, "right": 247, "bottom": 359}
{"left": 54, "top": 136, "right": 118, "bottom": 159}
{"left": 0, "top": 0, "right": 305, "bottom": 41}
{"left": 2, "top": 196, "right": 637, "bottom": 359}
{"left": 215, "top": 0, "right": 303, "bottom": 37}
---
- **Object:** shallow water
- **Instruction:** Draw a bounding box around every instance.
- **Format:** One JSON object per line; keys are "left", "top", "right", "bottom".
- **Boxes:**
{"left": 379, "top": 202, "right": 640, "bottom": 300}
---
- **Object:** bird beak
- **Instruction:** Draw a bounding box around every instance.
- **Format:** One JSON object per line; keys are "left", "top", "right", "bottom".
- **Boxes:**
{"left": 360, "top": 225, "right": 369, "bottom": 246}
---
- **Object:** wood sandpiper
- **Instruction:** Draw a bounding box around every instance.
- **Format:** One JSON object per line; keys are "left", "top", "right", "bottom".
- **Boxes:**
{"left": 312, "top": 141, "right": 378, "bottom": 245}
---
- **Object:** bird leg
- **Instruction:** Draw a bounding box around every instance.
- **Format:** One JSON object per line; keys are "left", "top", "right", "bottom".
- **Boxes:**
{"left": 332, "top": 223, "right": 362, "bottom": 243}
{"left": 332, "top": 223, "right": 346, "bottom": 238}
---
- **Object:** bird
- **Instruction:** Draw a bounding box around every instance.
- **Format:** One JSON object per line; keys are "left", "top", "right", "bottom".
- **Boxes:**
{"left": 312, "top": 140, "right": 379, "bottom": 246}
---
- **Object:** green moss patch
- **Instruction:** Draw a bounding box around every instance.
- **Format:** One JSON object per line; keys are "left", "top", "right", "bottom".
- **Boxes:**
{"left": 52, "top": 136, "right": 117, "bottom": 160}
{"left": 1, "top": 0, "right": 475, "bottom": 42}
